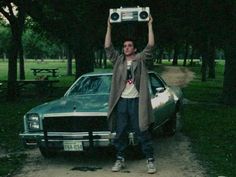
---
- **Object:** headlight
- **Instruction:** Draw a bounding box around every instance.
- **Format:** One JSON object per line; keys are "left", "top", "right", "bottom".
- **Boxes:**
{"left": 29, "top": 122, "right": 40, "bottom": 129}
{"left": 26, "top": 113, "right": 40, "bottom": 131}
{"left": 28, "top": 114, "right": 39, "bottom": 121}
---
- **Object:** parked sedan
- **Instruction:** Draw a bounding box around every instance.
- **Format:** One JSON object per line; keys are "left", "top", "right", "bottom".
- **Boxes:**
{"left": 19, "top": 71, "right": 183, "bottom": 157}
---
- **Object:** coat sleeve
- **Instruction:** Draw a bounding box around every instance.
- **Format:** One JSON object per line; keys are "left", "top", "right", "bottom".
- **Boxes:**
{"left": 104, "top": 44, "right": 120, "bottom": 64}
{"left": 138, "top": 44, "right": 155, "bottom": 61}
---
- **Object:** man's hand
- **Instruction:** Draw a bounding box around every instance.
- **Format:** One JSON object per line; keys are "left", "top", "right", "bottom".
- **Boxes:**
{"left": 148, "top": 15, "right": 153, "bottom": 26}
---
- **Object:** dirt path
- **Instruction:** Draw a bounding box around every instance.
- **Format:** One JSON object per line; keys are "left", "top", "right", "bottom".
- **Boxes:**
{"left": 13, "top": 66, "right": 207, "bottom": 177}
{"left": 160, "top": 66, "right": 195, "bottom": 88}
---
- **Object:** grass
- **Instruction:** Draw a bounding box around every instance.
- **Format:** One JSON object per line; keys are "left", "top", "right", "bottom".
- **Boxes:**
{"left": 0, "top": 59, "right": 75, "bottom": 176}
{"left": 181, "top": 60, "right": 236, "bottom": 177}
{"left": 183, "top": 104, "right": 236, "bottom": 177}
{"left": 0, "top": 59, "right": 112, "bottom": 176}
{"left": 0, "top": 59, "right": 235, "bottom": 177}
{"left": 0, "top": 154, "right": 27, "bottom": 177}
{"left": 0, "top": 98, "right": 47, "bottom": 177}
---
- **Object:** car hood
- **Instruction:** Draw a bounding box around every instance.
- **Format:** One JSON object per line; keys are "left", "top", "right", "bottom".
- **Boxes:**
{"left": 27, "top": 94, "right": 109, "bottom": 115}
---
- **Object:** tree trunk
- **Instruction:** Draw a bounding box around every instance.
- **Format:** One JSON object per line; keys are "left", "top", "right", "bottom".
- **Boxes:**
{"left": 66, "top": 45, "right": 73, "bottom": 76}
{"left": 200, "top": 41, "right": 208, "bottom": 82}
{"left": 103, "top": 50, "right": 107, "bottom": 69}
{"left": 19, "top": 41, "right": 25, "bottom": 80}
{"left": 201, "top": 56, "right": 207, "bottom": 82}
{"left": 93, "top": 51, "right": 98, "bottom": 68}
{"left": 99, "top": 49, "right": 103, "bottom": 68}
{"left": 172, "top": 45, "right": 179, "bottom": 66}
{"left": 223, "top": 41, "right": 236, "bottom": 105}
{"left": 190, "top": 48, "right": 195, "bottom": 66}
{"left": 207, "top": 42, "right": 216, "bottom": 79}
{"left": 183, "top": 42, "right": 189, "bottom": 66}
{"left": 74, "top": 47, "right": 93, "bottom": 78}
{"left": 18, "top": 2, "right": 26, "bottom": 80}
{"left": 7, "top": 33, "right": 18, "bottom": 101}
{"left": 158, "top": 48, "right": 163, "bottom": 64}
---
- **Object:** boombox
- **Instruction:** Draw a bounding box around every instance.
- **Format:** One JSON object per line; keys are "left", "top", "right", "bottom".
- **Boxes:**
{"left": 109, "top": 7, "right": 150, "bottom": 23}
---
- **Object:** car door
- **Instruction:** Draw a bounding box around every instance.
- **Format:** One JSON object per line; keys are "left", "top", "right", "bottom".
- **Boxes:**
{"left": 149, "top": 73, "right": 175, "bottom": 127}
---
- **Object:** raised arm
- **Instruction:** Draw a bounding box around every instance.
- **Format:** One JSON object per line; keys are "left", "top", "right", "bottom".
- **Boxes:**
{"left": 104, "top": 17, "right": 112, "bottom": 48}
{"left": 138, "top": 15, "right": 155, "bottom": 60}
{"left": 104, "top": 17, "right": 119, "bottom": 64}
{"left": 148, "top": 15, "right": 155, "bottom": 47}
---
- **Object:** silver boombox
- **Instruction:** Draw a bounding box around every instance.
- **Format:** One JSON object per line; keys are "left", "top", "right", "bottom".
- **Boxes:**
{"left": 109, "top": 6, "right": 150, "bottom": 23}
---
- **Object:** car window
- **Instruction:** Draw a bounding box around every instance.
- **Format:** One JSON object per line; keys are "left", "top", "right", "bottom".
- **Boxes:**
{"left": 68, "top": 75, "right": 111, "bottom": 96}
{"left": 149, "top": 73, "right": 165, "bottom": 94}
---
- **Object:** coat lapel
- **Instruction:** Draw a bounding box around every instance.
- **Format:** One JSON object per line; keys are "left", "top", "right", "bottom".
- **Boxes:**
{"left": 122, "top": 57, "right": 127, "bottom": 82}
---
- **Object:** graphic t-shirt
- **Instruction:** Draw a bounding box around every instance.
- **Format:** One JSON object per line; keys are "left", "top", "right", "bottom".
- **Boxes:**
{"left": 121, "top": 60, "right": 139, "bottom": 98}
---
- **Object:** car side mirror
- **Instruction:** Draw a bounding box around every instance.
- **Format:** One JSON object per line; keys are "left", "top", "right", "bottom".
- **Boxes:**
{"left": 155, "top": 87, "right": 165, "bottom": 96}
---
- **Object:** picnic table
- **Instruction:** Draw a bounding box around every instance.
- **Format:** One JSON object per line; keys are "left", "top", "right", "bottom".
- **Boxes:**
{"left": 16, "top": 80, "right": 59, "bottom": 89}
{"left": 31, "top": 68, "right": 59, "bottom": 77}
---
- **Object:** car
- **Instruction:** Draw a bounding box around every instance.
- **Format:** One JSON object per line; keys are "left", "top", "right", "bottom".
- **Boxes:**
{"left": 19, "top": 71, "right": 183, "bottom": 158}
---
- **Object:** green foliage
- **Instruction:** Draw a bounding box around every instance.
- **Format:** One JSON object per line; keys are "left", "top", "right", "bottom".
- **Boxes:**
{"left": 0, "top": 154, "right": 27, "bottom": 177}
{"left": 23, "top": 28, "right": 62, "bottom": 59}
{"left": 0, "top": 23, "right": 10, "bottom": 56}
{"left": 182, "top": 62, "right": 236, "bottom": 177}
{"left": 183, "top": 61, "right": 225, "bottom": 102}
{"left": 183, "top": 104, "right": 236, "bottom": 177}
{"left": 0, "top": 60, "right": 75, "bottom": 176}
{"left": 0, "top": 100, "right": 44, "bottom": 151}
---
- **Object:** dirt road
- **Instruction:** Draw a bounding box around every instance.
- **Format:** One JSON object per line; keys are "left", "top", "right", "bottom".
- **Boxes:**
{"left": 14, "top": 66, "right": 207, "bottom": 177}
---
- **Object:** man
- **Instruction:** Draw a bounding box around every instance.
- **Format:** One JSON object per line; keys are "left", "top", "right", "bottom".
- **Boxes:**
{"left": 104, "top": 15, "right": 156, "bottom": 174}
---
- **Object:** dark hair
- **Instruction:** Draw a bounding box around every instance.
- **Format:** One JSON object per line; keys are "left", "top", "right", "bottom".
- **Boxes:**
{"left": 123, "top": 37, "right": 136, "bottom": 49}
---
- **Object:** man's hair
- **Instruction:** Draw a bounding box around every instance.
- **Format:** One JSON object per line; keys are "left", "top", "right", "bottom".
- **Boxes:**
{"left": 123, "top": 37, "right": 136, "bottom": 49}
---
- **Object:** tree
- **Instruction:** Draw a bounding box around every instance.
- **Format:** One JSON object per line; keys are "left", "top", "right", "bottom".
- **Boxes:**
{"left": 22, "top": 27, "right": 62, "bottom": 59}
{"left": 219, "top": 1, "right": 236, "bottom": 105}
{"left": 0, "top": 21, "right": 10, "bottom": 59}
{"left": 0, "top": 0, "right": 26, "bottom": 100}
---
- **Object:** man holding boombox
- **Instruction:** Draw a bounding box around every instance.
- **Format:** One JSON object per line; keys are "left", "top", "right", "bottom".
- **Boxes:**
{"left": 104, "top": 7, "right": 156, "bottom": 174}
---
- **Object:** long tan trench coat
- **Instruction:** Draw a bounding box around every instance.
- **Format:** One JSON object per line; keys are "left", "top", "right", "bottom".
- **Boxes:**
{"left": 105, "top": 44, "right": 155, "bottom": 132}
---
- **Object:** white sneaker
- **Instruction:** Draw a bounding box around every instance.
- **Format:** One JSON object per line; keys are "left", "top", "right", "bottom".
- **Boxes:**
{"left": 147, "top": 159, "right": 157, "bottom": 174}
{"left": 112, "top": 157, "right": 125, "bottom": 172}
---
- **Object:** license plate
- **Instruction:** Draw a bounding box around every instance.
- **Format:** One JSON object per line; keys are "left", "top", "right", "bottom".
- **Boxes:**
{"left": 63, "top": 140, "right": 83, "bottom": 151}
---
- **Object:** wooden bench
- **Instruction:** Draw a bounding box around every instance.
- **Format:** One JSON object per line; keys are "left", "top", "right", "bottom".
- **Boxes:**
{"left": 0, "top": 80, "right": 59, "bottom": 96}
{"left": 31, "top": 68, "right": 59, "bottom": 77}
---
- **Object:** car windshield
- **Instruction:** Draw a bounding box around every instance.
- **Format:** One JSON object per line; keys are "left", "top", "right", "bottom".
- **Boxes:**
{"left": 67, "top": 75, "right": 111, "bottom": 96}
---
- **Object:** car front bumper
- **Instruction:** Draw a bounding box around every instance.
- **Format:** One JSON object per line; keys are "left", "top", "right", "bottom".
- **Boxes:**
{"left": 19, "top": 131, "right": 138, "bottom": 150}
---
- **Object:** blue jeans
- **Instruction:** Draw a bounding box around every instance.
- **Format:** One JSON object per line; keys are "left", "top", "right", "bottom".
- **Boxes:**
{"left": 113, "top": 97, "right": 154, "bottom": 159}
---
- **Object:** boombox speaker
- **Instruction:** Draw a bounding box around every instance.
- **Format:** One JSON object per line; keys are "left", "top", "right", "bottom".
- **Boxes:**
{"left": 109, "top": 7, "right": 150, "bottom": 23}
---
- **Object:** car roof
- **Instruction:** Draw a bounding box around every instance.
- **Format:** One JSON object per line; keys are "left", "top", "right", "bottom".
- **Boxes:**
{"left": 82, "top": 70, "right": 157, "bottom": 77}
{"left": 82, "top": 72, "right": 113, "bottom": 77}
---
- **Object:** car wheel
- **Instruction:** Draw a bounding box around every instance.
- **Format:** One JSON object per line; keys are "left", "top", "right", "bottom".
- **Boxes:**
{"left": 39, "top": 146, "right": 57, "bottom": 158}
{"left": 163, "top": 112, "right": 177, "bottom": 136}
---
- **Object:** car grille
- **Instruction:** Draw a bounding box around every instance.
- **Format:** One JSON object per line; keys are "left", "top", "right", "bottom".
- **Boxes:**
{"left": 43, "top": 116, "right": 109, "bottom": 132}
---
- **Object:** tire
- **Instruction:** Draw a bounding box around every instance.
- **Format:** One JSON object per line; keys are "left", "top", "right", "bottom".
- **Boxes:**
{"left": 39, "top": 146, "right": 57, "bottom": 158}
{"left": 162, "top": 112, "right": 177, "bottom": 136}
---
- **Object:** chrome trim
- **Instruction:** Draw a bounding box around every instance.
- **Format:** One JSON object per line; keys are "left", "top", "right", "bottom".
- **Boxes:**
{"left": 43, "top": 112, "right": 107, "bottom": 117}
{"left": 20, "top": 132, "right": 90, "bottom": 137}
{"left": 20, "top": 131, "right": 137, "bottom": 146}
{"left": 25, "top": 142, "right": 37, "bottom": 146}
{"left": 41, "top": 139, "right": 110, "bottom": 143}
{"left": 19, "top": 131, "right": 113, "bottom": 139}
